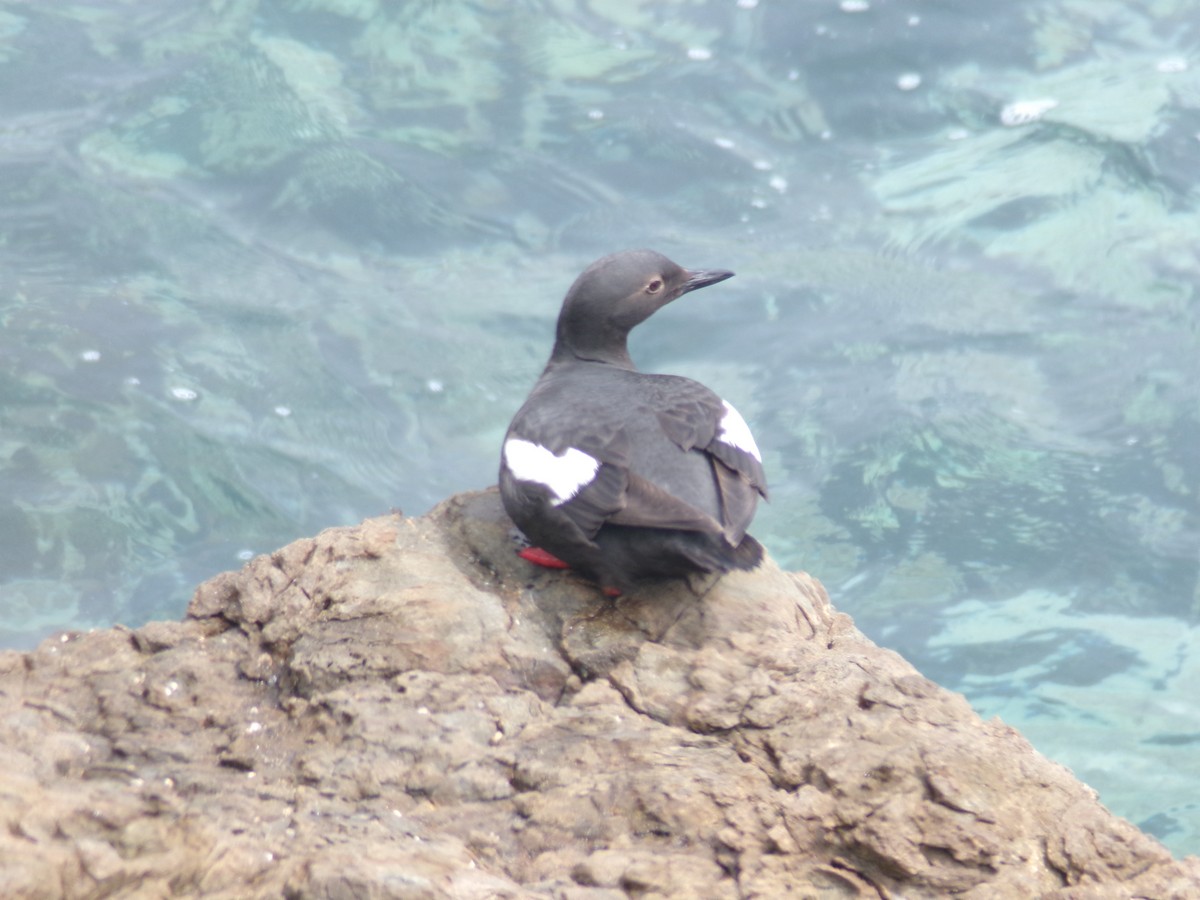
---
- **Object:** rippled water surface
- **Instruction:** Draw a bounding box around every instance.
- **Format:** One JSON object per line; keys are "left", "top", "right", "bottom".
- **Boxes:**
{"left": 1, "top": 0, "right": 1198, "bottom": 856}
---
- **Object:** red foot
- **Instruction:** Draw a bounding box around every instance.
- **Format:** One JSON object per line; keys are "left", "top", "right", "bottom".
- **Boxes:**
{"left": 517, "top": 546, "right": 570, "bottom": 569}
{"left": 602, "top": 586, "right": 623, "bottom": 599}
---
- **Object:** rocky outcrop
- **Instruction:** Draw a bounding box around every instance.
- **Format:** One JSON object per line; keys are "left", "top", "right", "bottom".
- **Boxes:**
{"left": 0, "top": 489, "right": 1196, "bottom": 898}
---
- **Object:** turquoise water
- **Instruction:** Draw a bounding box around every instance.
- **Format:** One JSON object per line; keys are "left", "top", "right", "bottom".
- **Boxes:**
{"left": 1, "top": 0, "right": 1197, "bottom": 856}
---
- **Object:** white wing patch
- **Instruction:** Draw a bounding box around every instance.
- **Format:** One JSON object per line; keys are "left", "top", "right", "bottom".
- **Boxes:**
{"left": 503, "top": 438, "right": 600, "bottom": 506}
{"left": 717, "top": 400, "right": 761, "bottom": 462}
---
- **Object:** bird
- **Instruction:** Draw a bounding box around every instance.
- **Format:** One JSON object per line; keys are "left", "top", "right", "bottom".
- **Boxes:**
{"left": 498, "top": 249, "right": 767, "bottom": 596}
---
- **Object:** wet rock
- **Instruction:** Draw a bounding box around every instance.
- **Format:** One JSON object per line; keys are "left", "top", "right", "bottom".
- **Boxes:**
{"left": 0, "top": 488, "right": 1196, "bottom": 898}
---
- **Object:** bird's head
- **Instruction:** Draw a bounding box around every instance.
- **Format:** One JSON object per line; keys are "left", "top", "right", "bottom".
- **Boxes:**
{"left": 552, "top": 249, "right": 734, "bottom": 368}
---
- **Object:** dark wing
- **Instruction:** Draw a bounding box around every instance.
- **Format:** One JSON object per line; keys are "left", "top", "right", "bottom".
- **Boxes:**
{"left": 606, "top": 472, "right": 726, "bottom": 536}
{"left": 645, "top": 375, "right": 767, "bottom": 543}
{"left": 504, "top": 390, "right": 728, "bottom": 544}
{"left": 648, "top": 376, "right": 767, "bottom": 496}
{"left": 502, "top": 409, "right": 630, "bottom": 542}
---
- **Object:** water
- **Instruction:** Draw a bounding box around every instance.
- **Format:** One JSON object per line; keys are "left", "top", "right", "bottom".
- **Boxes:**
{"left": 1, "top": 0, "right": 1197, "bottom": 856}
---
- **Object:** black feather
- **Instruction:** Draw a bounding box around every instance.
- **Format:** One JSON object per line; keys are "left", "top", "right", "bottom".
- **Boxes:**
{"left": 499, "top": 250, "right": 766, "bottom": 594}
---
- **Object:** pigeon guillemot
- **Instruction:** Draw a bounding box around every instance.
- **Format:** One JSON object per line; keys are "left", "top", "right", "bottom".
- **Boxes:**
{"left": 499, "top": 249, "right": 767, "bottom": 595}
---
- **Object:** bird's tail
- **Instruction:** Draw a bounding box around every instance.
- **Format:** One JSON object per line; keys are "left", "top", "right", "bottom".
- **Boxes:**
{"left": 727, "top": 534, "right": 764, "bottom": 571}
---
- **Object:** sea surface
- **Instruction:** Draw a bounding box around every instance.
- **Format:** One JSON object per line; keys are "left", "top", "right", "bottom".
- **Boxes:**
{"left": 1, "top": 0, "right": 1197, "bottom": 857}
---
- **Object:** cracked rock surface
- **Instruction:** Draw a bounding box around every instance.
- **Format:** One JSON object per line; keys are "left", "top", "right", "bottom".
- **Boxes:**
{"left": 1, "top": 488, "right": 1197, "bottom": 898}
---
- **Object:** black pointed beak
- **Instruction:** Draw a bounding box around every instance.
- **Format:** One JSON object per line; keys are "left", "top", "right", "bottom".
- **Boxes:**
{"left": 682, "top": 268, "right": 735, "bottom": 294}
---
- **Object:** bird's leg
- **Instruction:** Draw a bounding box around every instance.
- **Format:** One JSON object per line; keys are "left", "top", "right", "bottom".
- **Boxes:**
{"left": 515, "top": 545, "right": 622, "bottom": 597}
{"left": 517, "top": 546, "right": 571, "bottom": 569}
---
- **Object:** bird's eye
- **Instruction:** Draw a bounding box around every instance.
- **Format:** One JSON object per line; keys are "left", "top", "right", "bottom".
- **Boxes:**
{"left": 646, "top": 278, "right": 664, "bottom": 294}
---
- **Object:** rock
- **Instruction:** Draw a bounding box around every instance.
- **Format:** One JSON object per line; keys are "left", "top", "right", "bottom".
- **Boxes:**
{"left": 0, "top": 488, "right": 1196, "bottom": 898}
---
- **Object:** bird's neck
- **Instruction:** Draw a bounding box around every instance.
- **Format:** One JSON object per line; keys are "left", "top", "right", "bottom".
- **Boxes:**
{"left": 550, "top": 313, "right": 637, "bottom": 369}
{"left": 548, "top": 338, "right": 636, "bottom": 370}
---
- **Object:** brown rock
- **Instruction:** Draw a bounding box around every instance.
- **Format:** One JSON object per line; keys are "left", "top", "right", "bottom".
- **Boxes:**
{"left": 0, "top": 488, "right": 1196, "bottom": 898}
